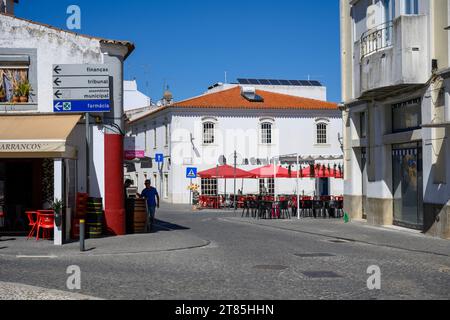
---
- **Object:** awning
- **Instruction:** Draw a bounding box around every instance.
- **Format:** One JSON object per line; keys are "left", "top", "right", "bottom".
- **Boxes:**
{"left": 198, "top": 165, "right": 254, "bottom": 179}
{"left": 0, "top": 114, "right": 81, "bottom": 159}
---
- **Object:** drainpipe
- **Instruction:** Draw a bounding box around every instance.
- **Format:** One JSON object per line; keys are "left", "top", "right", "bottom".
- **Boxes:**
{"left": 103, "top": 52, "right": 126, "bottom": 236}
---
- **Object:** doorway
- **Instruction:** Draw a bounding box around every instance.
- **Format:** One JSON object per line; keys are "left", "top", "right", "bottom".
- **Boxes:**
{"left": 0, "top": 159, "right": 50, "bottom": 233}
{"left": 392, "top": 142, "right": 423, "bottom": 230}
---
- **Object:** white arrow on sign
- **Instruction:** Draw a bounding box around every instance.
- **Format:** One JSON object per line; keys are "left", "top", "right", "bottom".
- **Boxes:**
{"left": 53, "top": 76, "right": 109, "bottom": 88}
{"left": 54, "top": 102, "right": 62, "bottom": 111}
{"left": 53, "top": 88, "right": 110, "bottom": 100}
{"left": 52, "top": 64, "right": 109, "bottom": 76}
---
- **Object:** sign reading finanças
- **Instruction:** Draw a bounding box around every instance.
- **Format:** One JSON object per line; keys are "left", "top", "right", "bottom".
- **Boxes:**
{"left": 52, "top": 64, "right": 111, "bottom": 113}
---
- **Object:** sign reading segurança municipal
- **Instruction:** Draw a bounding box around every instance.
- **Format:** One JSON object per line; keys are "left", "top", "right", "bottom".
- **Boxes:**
{"left": 52, "top": 64, "right": 111, "bottom": 113}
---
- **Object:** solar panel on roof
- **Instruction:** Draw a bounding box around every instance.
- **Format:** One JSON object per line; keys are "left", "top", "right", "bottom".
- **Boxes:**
{"left": 309, "top": 80, "right": 322, "bottom": 86}
{"left": 289, "top": 80, "right": 302, "bottom": 86}
{"left": 299, "top": 80, "right": 311, "bottom": 86}
{"left": 268, "top": 80, "right": 281, "bottom": 85}
{"left": 237, "top": 79, "right": 250, "bottom": 85}
{"left": 258, "top": 79, "right": 270, "bottom": 85}
{"left": 248, "top": 79, "right": 260, "bottom": 85}
{"left": 279, "top": 80, "right": 291, "bottom": 85}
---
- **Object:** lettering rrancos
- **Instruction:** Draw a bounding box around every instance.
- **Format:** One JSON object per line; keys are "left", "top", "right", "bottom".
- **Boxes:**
{"left": 0, "top": 143, "right": 43, "bottom": 151}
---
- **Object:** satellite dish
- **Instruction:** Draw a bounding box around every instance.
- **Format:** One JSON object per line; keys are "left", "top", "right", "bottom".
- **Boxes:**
{"left": 218, "top": 155, "right": 227, "bottom": 165}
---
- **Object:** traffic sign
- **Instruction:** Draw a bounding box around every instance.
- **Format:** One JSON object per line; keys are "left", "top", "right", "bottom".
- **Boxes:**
{"left": 155, "top": 154, "right": 164, "bottom": 163}
{"left": 52, "top": 64, "right": 111, "bottom": 113}
{"left": 186, "top": 167, "right": 198, "bottom": 179}
{"left": 53, "top": 64, "right": 109, "bottom": 76}
{"left": 53, "top": 76, "right": 109, "bottom": 88}
{"left": 53, "top": 100, "right": 110, "bottom": 113}
{"left": 53, "top": 88, "right": 110, "bottom": 100}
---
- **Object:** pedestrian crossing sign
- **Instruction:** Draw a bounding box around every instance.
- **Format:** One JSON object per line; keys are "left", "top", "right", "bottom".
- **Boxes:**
{"left": 186, "top": 167, "right": 197, "bottom": 179}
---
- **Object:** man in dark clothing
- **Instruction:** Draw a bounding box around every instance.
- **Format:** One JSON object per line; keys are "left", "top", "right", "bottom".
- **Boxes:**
{"left": 139, "top": 179, "right": 160, "bottom": 231}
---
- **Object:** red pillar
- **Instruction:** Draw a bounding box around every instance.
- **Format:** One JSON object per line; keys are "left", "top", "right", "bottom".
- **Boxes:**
{"left": 104, "top": 133, "right": 125, "bottom": 235}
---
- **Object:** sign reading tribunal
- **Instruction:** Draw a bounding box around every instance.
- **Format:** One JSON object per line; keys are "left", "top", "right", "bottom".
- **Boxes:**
{"left": 52, "top": 64, "right": 111, "bottom": 113}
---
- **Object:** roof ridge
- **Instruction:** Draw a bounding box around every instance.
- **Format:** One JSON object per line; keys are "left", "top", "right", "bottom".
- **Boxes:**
{"left": 0, "top": 12, "right": 134, "bottom": 57}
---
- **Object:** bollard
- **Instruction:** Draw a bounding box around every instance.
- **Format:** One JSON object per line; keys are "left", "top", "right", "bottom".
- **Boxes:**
{"left": 79, "top": 219, "right": 85, "bottom": 252}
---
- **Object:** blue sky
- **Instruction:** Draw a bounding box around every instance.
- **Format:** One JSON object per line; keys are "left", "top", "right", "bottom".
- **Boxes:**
{"left": 16, "top": 0, "right": 341, "bottom": 103}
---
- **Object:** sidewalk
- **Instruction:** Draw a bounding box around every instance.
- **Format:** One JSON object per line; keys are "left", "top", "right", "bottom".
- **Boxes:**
{"left": 220, "top": 216, "right": 450, "bottom": 257}
{"left": 0, "top": 221, "right": 210, "bottom": 258}
{"left": 0, "top": 282, "right": 102, "bottom": 300}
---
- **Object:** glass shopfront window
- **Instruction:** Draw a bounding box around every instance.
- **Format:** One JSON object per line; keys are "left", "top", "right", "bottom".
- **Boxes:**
{"left": 392, "top": 98, "right": 422, "bottom": 133}
{"left": 392, "top": 142, "right": 423, "bottom": 230}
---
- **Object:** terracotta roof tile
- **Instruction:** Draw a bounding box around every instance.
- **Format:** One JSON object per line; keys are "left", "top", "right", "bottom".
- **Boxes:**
{"left": 171, "top": 86, "right": 337, "bottom": 110}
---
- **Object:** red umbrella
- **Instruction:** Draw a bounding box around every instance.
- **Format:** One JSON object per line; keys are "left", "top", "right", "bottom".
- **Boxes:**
{"left": 197, "top": 164, "right": 254, "bottom": 179}
{"left": 249, "top": 164, "right": 296, "bottom": 178}
{"left": 300, "top": 165, "right": 343, "bottom": 179}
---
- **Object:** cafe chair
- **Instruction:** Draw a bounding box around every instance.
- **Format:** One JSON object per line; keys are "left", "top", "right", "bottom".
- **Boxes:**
{"left": 36, "top": 214, "right": 55, "bottom": 241}
{"left": 26, "top": 211, "right": 39, "bottom": 240}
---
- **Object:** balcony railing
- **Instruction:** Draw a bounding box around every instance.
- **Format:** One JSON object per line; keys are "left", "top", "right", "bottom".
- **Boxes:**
{"left": 360, "top": 21, "right": 394, "bottom": 60}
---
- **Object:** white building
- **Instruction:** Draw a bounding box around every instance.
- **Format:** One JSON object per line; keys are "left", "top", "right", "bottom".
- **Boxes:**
{"left": 340, "top": 0, "right": 450, "bottom": 238}
{"left": 124, "top": 80, "right": 151, "bottom": 113}
{"left": 0, "top": 5, "right": 134, "bottom": 243}
{"left": 126, "top": 81, "right": 343, "bottom": 204}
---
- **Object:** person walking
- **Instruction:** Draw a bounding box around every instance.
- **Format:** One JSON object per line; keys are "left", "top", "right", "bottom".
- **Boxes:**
{"left": 139, "top": 179, "right": 160, "bottom": 232}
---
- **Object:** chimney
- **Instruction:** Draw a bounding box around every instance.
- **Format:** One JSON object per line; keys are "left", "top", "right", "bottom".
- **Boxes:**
{"left": 1, "top": 0, "right": 18, "bottom": 15}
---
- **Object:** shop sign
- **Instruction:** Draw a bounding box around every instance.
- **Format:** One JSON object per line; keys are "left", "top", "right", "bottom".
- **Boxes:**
{"left": 0, "top": 141, "right": 65, "bottom": 153}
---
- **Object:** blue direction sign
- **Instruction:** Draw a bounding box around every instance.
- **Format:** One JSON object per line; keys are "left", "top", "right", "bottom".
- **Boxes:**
{"left": 52, "top": 64, "right": 111, "bottom": 113}
{"left": 53, "top": 100, "right": 110, "bottom": 113}
{"left": 155, "top": 154, "right": 164, "bottom": 163}
{"left": 186, "top": 167, "right": 198, "bottom": 179}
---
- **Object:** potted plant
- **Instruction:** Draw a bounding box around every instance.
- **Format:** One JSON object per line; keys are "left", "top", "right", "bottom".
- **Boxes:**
{"left": 52, "top": 199, "right": 64, "bottom": 228}
{"left": 17, "top": 80, "right": 32, "bottom": 103}
{"left": 0, "top": 86, "right": 5, "bottom": 102}
{"left": 11, "top": 82, "right": 20, "bottom": 103}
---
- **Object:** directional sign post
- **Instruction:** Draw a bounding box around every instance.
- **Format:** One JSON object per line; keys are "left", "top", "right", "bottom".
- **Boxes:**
{"left": 52, "top": 64, "right": 111, "bottom": 197}
{"left": 52, "top": 64, "right": 111, "bottom": 113}
{"left": 186, "top": 168, "right": 198, "bottom": 206}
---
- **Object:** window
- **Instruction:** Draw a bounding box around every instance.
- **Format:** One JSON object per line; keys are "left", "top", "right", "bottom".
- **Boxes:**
{"left": 0, "top": 51, "right": 35, "bottom": 105}
{"left": 260, "top": 122, "right": 272, "bottom": 144}
{"left": 165, "top": 124, "right": 169, "bottom": 146}
{"left": 144, "top": 126, "right": 148, "bottom": 152}
{"left": 203, "top": 122, "right": 215, "bottom": 144}
{"left": 316, "top": 123, "right": 328, "bottom": 144}
{"left": 164, "top": 174, "right": 169, "bottom": 198}
{"left": 153, "top": 128, "right": 157, "bottom": 149}
{"left": 360, "top": 112, "right": 367, "bottom": 139}
{"left": 201, "top": 178, "right": 218, "bottom": 196}
{"left": 403, "top": 0, "right": 418, "bottom": 14}
{"left": 259, "top": 178, "right": 274, "bottom": 195}
{"left": 392, "top": 98, "right": 422, "bottom": 133}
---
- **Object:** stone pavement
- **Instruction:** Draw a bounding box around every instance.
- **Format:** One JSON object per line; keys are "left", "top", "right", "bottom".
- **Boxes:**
{"left": 218, "top": 215, "right": 450, "bottom": 257}
{"left": 0, "top": 281, "right": 101, "bottom": 300}
{"left": 0, "top": 220, "right": 209, "bottom": 258}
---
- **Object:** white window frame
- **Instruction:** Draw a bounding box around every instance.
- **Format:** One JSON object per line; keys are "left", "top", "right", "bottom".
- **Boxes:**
{"left": 153, "top": 128, "right": 157, "bottom": 150}
{"left": 315, "top": 119, "right": 330, "bottom": 145}
{"left": 201, "top": 178, "right": 218, "bottom": 196}
{"left": 260, "top": 121, "right": 273, "bottom": 145}
{"left": 203, "top": 121, "right": 216, "bottom": 145}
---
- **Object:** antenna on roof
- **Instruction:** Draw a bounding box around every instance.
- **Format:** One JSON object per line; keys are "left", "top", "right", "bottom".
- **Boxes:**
{"left": 224, "top": 71, "right": 227, "bottom": 84}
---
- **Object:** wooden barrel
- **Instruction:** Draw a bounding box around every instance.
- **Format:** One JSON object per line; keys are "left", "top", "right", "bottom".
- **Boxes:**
{"left": 133, "top": 198, "right": 148, "bottom": 233}
{"left": 87, "top": 197, "right": 104, "bottom": 238}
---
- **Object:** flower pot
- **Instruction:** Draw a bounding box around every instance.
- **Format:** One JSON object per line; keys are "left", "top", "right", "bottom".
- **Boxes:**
{"left": 12, "top": 96, "right": 20, "bottom": 103}
{"left": 19, "top": 96, "right": 28, "bottom": 103}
